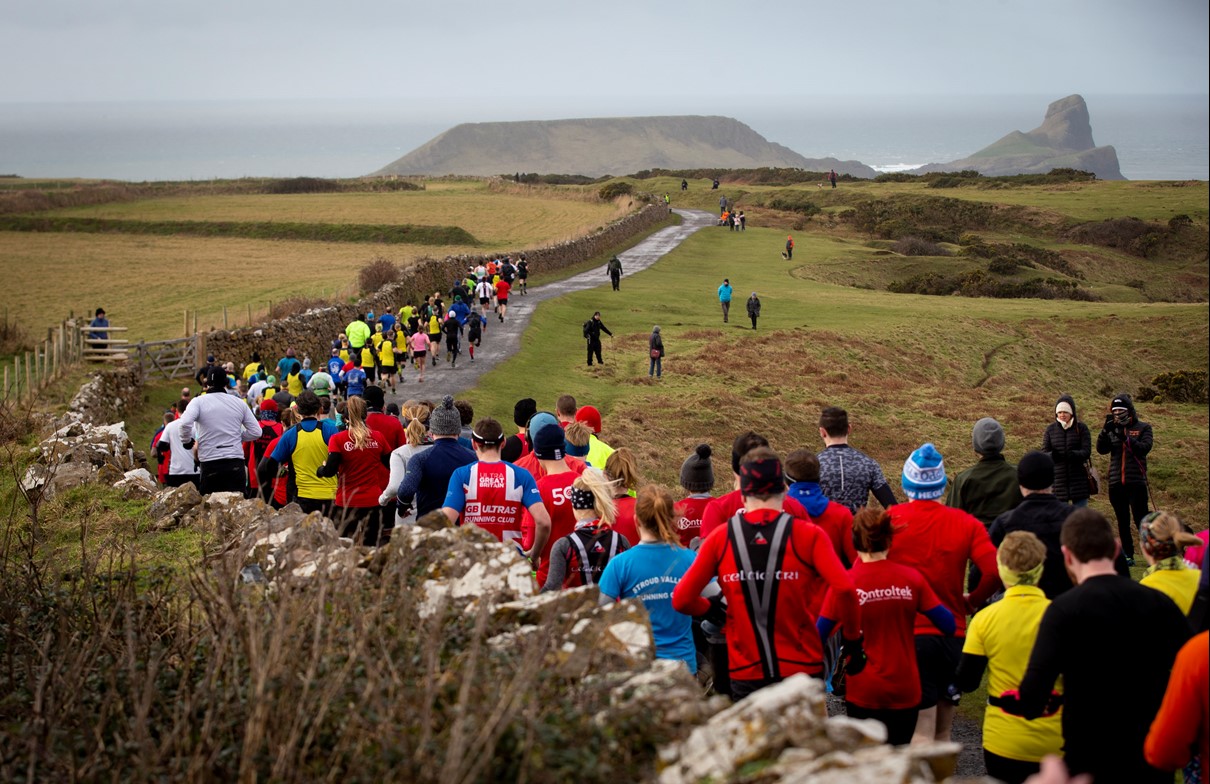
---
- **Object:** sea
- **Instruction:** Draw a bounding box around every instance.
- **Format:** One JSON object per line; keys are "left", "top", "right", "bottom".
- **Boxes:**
{"left": 0, "top": 94, "right": 1205, "bottom": 182}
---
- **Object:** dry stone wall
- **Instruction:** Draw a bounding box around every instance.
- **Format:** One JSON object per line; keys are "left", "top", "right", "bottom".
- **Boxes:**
{"left": 204, "top": 204, "right": 669, "bottom": 366}
{"left": 58, "top": 365, "right": 145, "bottom": 428}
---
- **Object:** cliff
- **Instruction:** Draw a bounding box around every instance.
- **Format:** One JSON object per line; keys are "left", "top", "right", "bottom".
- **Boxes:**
{"left": 372, "top": 115, "right": 878, "bottom": 178}
{"left": 913, "top": 95, "right": 1124, "bottom": 180}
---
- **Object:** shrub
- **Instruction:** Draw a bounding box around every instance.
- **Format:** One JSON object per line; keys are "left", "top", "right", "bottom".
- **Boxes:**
{"left": 1168, "top": 214, "right": 1193, "bottom": 230}
{"left": 1064, "top": 217, "right": 1164, "bottom": 257}
{"left": 988, "top": 257, "right": 1021, "bottom": 275}
{"left": 844, "top": 196, "right": 996, "bottom": 242}
{"left": 892, "top": 236, "right": 947, "bottom": 256}
{"left": 1151, "top": 370, "right": 1209, "bottom": 404}
{"left": 888, "top": 270, "right": 1097, "bottom": 301}
{"left": 358, "top": 256, "right": 400, "bottom": 294}
{"left": 874, "top": 172, "right": 920, "bottom": 183}
{"left": 263, "top": 177, "right": 344, "bottom": 194}
{"left": 598, "top": 181, "right": 634, "bottom": 200}
{"left": 752, "top": 190, "right": 821, "bottom": 217}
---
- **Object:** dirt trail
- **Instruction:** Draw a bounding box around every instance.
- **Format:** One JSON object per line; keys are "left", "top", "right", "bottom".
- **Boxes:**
{"left": 385, "top": 209, "right": 716, "bottom": 406}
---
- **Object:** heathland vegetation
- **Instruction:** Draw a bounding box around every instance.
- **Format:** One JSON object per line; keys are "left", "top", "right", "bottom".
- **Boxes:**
{"left": 0, "top": 167, "right": 1206, "bottom": 781}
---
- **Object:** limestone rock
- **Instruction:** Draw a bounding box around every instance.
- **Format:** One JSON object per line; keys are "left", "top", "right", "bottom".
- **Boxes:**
{"left": 115, "top": 468, "right": 157, "bottom": 500}
{"left": 21, "top": 420, "right": 139, "bottom": 500}
{"left": 149, "top": 483, "right": 203, "bottom": 529}
{"left": 599, "top": 658, "right": 721, "bottom": 732}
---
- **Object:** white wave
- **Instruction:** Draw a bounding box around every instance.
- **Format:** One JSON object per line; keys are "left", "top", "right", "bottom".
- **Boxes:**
{"left": 869, "top": 163, "right": 927, "bottom": 173}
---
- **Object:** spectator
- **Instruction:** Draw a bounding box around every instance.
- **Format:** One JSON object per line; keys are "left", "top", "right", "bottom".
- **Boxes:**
{"left": 1042, "top": 395, "right": 1093, "bottom": 507}
{"left": 1095, "top": 392, "right": 1153, "bottom": 565}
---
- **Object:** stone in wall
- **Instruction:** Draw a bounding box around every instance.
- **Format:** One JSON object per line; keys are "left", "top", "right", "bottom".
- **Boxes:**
{"left": 58, "top": 365, "right": 145, "bottom": 429}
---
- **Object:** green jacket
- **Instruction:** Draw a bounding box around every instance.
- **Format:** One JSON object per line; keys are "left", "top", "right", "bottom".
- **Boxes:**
{"left": 945, "top": 455, "right": 1023, "bottom": 527}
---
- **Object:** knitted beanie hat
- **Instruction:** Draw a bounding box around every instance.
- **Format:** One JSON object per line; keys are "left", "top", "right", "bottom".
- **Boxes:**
{"left": 680, "top": 444, "right": 715, "bottom": 493}
{"left": 902, "top": 443, "right": 947, "bottom": 501}
{"left": 972, "top": 417, "right": 1005, "bottom": 456}
{"left": 574, "top": 405, "right": 603, "bottom": 434}
{"left": 1017, "top": 450, "right": 1055, "bottom": 491}
{"left": 430, "top": 396, "right": 462, "bottom": 436}
{"left": 526, "top": 412, "right": 558, "bottom": 439}
{"left": 532, "top": 424, "right": 566, "bottom": 461}
{"left": 513, "top": 398, "right": 538, "bottom": 428}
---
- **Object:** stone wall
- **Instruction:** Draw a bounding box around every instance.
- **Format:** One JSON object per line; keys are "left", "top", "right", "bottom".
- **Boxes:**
{"left": 203, "top": 204, "right": 670, "bottom": 366}
{"left": 59, "top": 365, "right": 145, "bottom": 428}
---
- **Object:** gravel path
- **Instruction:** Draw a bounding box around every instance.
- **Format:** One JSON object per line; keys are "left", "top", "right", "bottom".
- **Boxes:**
{"left": 384, "top": 208, "right": 716, "bottom": 407}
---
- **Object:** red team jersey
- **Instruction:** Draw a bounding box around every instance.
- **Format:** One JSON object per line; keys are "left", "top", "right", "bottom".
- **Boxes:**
{"left": 327, "top": 429, "right": 391, "bottom": 508}
{"left": 887, "top": 500, "right": 999, "bottom": 636}
{"left": 494, "top": 279, "right": 511, "bottom": 301}
{"left": 611, "top": 494, "right": 639, "bottom": 546}
{"left": 523, "top": 469, "right": 583, "bottom": 584}
{"left": 699, "top": 488, "right": 810, "bottom": 539}
{"left": 673, "top": 495, "right": 712, "bottom": 548}
{"left": 821, "top": 559, "right": 943, "bottom": 709}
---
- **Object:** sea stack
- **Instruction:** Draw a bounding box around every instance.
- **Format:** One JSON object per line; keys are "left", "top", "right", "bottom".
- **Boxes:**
{"left": 914, "top": 95, "right": 1124, "bottom": 180}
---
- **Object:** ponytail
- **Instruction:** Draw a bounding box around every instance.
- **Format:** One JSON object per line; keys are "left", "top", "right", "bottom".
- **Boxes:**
{"left": 573, "top": 468, "right": 618, "bottom": 527}
{"left": 636, "top": 484, "right": 681, "bottom": 546}
{"left": 344, "top": 395, "right": 371, "bottom": 451}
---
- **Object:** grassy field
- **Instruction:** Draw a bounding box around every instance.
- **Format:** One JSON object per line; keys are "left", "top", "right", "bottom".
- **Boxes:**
{"left": 0, "top": 179, "right": 631, "bottom": 341}
{"left": 460, "top": 221, "right": 1209, "bottom": 533}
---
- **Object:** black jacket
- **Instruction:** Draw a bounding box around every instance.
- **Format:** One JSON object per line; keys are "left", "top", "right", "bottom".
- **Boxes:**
{"left": 1042, "top": 394, "right": 1093, "bottom": 502}
{"left": 1095, "top": 392, "right": 1153, "bottom": 486}
{"left": 584, "top": 318, "right": 612, "bottom": 343}
{"left": 989, "top": 494, "right": 1077, "bottom": 598}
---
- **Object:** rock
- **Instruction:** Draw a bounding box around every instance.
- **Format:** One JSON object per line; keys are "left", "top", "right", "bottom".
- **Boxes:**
{"left": 548, "top": 598, "right": 653, "bottom": 678}
{"left": 56, "top": 366, "right": 145, "bottom": 430}
{"left": 491, "top": 586, "right": 597, "bottom": 629}
{"left": 21, "top": 420, "right": 140, "bottom": 501}
{"left": 599, "top": 658, "right": 722, "bottom": 732}
{"left": 414, "top": 509, "right": 454, "bottom": 530}
{"left": 913, "top": 94, "right": 1124, "bottom": 180}
{"left": 149, "top": 483, "right": 203, "bottom": 529}
{"left": 657, "top": 674, "right": 829, "bottom": 784}
{"left": 115, "top": 468, "right": 157, "bottom": 499}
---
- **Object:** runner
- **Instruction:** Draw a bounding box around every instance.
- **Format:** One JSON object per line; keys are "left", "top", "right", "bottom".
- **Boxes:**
{"left": 599, "top": 484, "right": 699, "bottom": 673}
{"left": 440, "top": 417, "right": 551, "bottom": 565}
{"left": 672, "top": 447, "right": 865, "bottom": 701}
{"left": 176, "top": 366, "right": 262, "bottom": 494}
{"left": 408, "top": 328, "right": 430, "bottom": 383}
{"left": 516, "top": 256, "right": 528, "bottom": 294}
{"left": 258, "top": 391, "right": 340, "bottom": 516}
{"left": 316, "top": 395, "right": 392, "bottom": 546}
{"left": 818, "top": 508, "right": 955, "bottom": 746}
{"left": 673, "top": 443, "right": 715, "bottom": 550}
{"left": 378, "top": 330, "right": 398, "bottom": 394}
{"left": 522, "top": 423, "right": 585, "bottom": 585}
{"left": 494, "top": 275, "right": 511, "bottom": 322}
{"left": 540, "top": 468, "right": 628, "bottom": 591}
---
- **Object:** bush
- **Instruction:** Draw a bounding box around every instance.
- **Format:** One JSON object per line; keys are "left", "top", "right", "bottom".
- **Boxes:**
{"left": 1151, "top": 370, "right": 1209, "bottom": 404}
{"left": 598, "top": 181, "right": 634, "bottom": 200}
{"left": 988, "top": 257, "right": 1021, "bottom": 275}
{"left": 263, "top": 177, "right": 344, "bottom": 194}
{"left": 1064, "top": 217, "right": 1164, "bottom": 257}
{"left": 873, "top": 172, "right": 921, "bottom": 183}
{"left": 844, "top": 196, "right": 997, "bottom": 242}
{"left": 888, "top": 270, "right": 1097, "bottom": 300}
{"left": 358, "top": 256, "right": 400, "bottom": 294}
{"left": 751, "top": 189, "right": 821, "bottom": 217}
{"left": 892, "top": 236, "right": 947, "bottom": 256}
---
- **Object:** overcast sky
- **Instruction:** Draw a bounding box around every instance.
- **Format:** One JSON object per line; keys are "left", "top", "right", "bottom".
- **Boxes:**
{"left": 2, "top": 0, "right": 1206, "bottom": 109}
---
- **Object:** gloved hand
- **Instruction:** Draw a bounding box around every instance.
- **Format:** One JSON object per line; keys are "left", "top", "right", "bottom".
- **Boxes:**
{"left": 841, "top": 635, "right": 867, "bottom": 676}
{"left": 1043, "top": 690, "right": 1064, "bottom": 717}
{"left": 700, "top": 593, "right": 727, "bottom": 629}
{"left": 995, "top": 689, "right": 1024, "bottom": 716}
{"left": 181, "top": 439, "right": 195, "bottom": 451}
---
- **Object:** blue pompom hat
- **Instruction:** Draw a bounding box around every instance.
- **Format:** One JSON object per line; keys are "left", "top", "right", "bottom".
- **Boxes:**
{"left": 902, "top": 443, "right": 947, "bottom": 501}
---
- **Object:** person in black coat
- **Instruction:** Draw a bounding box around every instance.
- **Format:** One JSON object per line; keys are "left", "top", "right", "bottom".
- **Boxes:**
{"left": 583, "top": 311, "right": 613, "bottom": 366}
{"left": 1041, "top": 394, "right": 1092, "bottom": 506}
{"left": 1095, "top": 392, "right": 1153, "bottom": 563}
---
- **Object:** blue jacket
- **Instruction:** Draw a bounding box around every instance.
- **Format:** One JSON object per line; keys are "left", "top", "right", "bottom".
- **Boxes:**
{"left": 718, "top": 284, "right": 732, "bottom": 303}
{"left": 397, "top": 438, "right": 477, "bottom": 517}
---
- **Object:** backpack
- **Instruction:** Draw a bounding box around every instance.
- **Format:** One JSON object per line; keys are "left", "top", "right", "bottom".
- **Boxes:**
{"left": 565, "top": 528, "right": 623, "bottom": 587}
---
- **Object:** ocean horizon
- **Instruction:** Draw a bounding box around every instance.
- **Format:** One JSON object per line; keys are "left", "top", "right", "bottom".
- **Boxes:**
{"left": 1, "top": 94, "right": 1205, "bottom": 182}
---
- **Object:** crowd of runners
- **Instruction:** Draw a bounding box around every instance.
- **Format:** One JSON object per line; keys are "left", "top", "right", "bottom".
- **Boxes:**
{"left": 151, "top": 354, "right": 1208, "bottom": 784}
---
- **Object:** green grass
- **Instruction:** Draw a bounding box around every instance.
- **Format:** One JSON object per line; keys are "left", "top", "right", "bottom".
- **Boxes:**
{"left": 461, "top": 223, "right": 1209, "bottom": 533}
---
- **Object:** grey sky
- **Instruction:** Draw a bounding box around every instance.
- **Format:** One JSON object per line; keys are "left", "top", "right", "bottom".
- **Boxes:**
{"left": 1, "top": 0, "right": 1206, "bottom": 106}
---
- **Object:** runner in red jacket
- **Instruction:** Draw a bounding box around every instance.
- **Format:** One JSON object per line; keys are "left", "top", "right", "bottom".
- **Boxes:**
{"left": 673, "top": 447, "right": 865, "bottom": 701}
{"left": 887, "top": 442, "right": 1000, "bottom": 744}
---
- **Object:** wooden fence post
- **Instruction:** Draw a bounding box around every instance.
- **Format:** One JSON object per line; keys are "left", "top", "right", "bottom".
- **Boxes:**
{"left": 247, "top": 303, "right": 253, "bottom": 326}
{"left": 184, "top": 309, "right": 189, "bottom": 338}
{"left": 24, "top": 352, "right": 32, "bottom": 401}
{"left": 223, "top": 306, "right": 228, "bottom": 329}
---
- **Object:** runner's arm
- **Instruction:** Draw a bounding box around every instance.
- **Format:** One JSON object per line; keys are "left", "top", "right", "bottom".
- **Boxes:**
{"left": 539, "top": 538, "right": 572, "bottom": 593}
{"left": 671, "top": 532, "right": 722, "bottom": 617}
{"left": 315, "top": 452, "right": 342, "bottom": 478}
{"left": 523, "top": 501, "right": 551, "bottom": 570}
{"left": 966, "top": 522, "right": 1003, "bottom": 609}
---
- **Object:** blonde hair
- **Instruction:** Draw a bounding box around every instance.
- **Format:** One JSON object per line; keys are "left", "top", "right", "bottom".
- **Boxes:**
{"left": 573, "top": 468, "right": 618, "bottom": 527}
{"left": 998, "top": 531, "right": 1047, "bottom": 573}
{"left": 1143, "top": 511, "right": 1201, "bottom": 550}
{"left": 604, "top": 447, "right": 641, "bottom": 494}
{"left": 405, "top": 417, "right": 427, "bottom": 447}
{"left": 635, "top": 484, "right": 681, "bottom": 546}
{"left": 564, "top": 421, "right": 591, "bottom": 448}
{"left": 344, "top": 395, "right": 372, "bottom": 451}
{"left": 280, "top": 407, "right": 300, "bottom": 429}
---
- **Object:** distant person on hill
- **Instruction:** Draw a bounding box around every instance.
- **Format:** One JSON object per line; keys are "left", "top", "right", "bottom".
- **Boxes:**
{"left": 681, "top": 179, "right": 688, "bottom": 191}
{"left": 648, "top": 326, "right": 664, "bottom": 378}
{"left": 87, "top": 307, "right": 109, "bottom": 349}
{"left": 607, "top": 255, "right": 623, "bottom": 291}
{"left": 664, "top": 193, "right": 671, "bottom": 212}
{"left": 784, "top": 235, "right": 794, "bottom": 260}
{"left": 717, "top": 278, "right": 732, "bottom": 323}
{"left": 738, "top": 210, "right": 746, "bottom": 231}
{"left": 830, "top": 169, "right": 838, "bottom": 188}
{"left": 746, "top": 292, "right": 761, "bottom": 329}
{"left": 583, "top": 311, "right": 613, "bottom": 366}
{"left": 712, "top": 178, "right": 719, "bottom": 190}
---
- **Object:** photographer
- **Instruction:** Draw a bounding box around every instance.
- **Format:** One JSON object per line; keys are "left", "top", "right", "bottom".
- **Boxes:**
{"left": 1095, "top": 393, "right": 1153, "bottom": 565}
